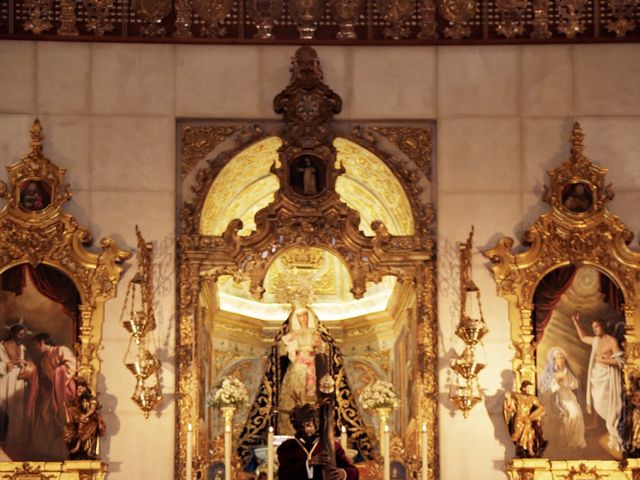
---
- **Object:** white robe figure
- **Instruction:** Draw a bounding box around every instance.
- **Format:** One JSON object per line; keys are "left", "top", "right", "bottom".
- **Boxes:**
{"left": 539, "top": 347, "right": 586, "bottom": 451}
{"left": 0, "top": 342, "right": 30, "bottom": 446}
{"left": 586, "top": 336, "right": 624, "bottom": 451}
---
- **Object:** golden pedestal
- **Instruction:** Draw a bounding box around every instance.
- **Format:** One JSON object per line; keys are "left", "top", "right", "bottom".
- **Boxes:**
{"left": 0, "top": 460, "right": 107, "bottom": 480}
{"left": 508, "top": 458, "right": 640, "bottom": 479}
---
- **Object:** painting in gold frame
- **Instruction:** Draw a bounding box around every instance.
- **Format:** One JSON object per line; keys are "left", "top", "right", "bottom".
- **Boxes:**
{"left": 485, "top": 123, "right": 640, "bottom": 478}
{"left": 0, "top": 120, "right": 129, "bottom": 478}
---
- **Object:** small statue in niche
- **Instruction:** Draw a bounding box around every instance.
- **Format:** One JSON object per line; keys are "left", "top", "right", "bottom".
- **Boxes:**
{"left": 625, "top": 388, "right": 640, "bottom": 457}
{"left": 503, "top": 380, "right": 547, "bottom": 458}
{"left": 63, "top": 377, "right": 106, "bottom": 459}
{"left": 290, "top": 155, "right": 323, "bottom": 196}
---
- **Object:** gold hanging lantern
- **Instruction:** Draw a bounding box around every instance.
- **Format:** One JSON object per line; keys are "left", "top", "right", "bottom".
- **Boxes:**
{"left": 449, "top": 226, "right": 488, "bottom": 418}
{"left": 120, "top": 226, "right": 163, "bottom": 418}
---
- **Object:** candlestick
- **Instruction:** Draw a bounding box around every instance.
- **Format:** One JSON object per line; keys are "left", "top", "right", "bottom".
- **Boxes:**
{"left": 225, "top": 423, "right": 232, "bottom": 480}
{"left": 340, "top": 426, "right": 348, "bottom": 451}
{"left": 421, "top": 423, "right": 428, "bottom": 480}
{"left": 267, "top": 426, "right": 274, "bottom": 480}
{"left": 383, "top": 425, "right": 390, "bottom": 480}
{"left": 186, "top": 423, "right": 193, "bottom": 480}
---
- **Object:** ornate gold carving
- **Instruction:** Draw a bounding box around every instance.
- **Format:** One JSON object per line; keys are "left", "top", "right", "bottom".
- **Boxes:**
{"left": 418, "top": 0, "right": 438, "bottom": 38}
{"left": 371, "top": 127, "right": 432, "bottom": 180}
{"left": 1, "top": 462, "right": 54, "bottom": 480}
{"left": 181, "top": 125, "right": 240, "bottom": 177}
{"left": 0, "top": 461, "right": 106, "bottom": 480}
{"left": 248, "top": 0, "right": 282, "bottom": 38}
{"left": 439, "top": 0, "right": 476, "bottom": 38}
{"left": 331, "top": 0, "right": 363, "bottom": 39}
{"left": 173, "top": 0, "right": 193, "bottom": 37}
{"left": 0, "top": 118, "right": 130, "bottom": 400}
{"left": 83, "top": 0, "right": 114, "bottom": 35}
{"left": 378, "top": 0, "right": 413, "bottom": 39}
{"left": 22, "top": 0, "right": 53, "bottom": 34}
{"left": 530, "top": 0, "right": 551, "bottom": 38}
{"left": 194, "top": 0, "right": 232, "bottom": 37}
{"left": 177, "top": 47, "right": 437, "bottom": 480}
{"left": 288, "top": 0, "right": 323, "bottom": 38}
{"left": 485, "top": 123, "right": 640, "bottom": 477}
{"left": 132, "top": 0, "right": 172, "bottom": 36}
{"left": 495, "top": 0, "right": 527, "bottom": 37}
{"left": 57, "top": 0, "right": 79, "bottom": 35}
{"left": 606, "top": 0, "right": 638, "bottom": 37}
{"left": 565, "top": 463, "right": 604, "bottom": 479}
{"left": 557, "top": 0, "right": 586, "bottom": 37}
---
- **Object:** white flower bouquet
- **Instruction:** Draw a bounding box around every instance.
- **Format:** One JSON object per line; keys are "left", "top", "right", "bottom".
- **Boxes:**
{"left": 207, "top": 376, "right": 249, "bottom": 409}
{"left": 358, "top": 379, "right": 399, "bottom": 410}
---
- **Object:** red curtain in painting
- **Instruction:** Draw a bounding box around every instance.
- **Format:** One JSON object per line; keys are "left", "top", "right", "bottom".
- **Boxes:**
{"left": 1, "top": 264, "right": 79, "bottom": 329}
{"left": 533, "top": 265, "right": 577, "bottom": 342}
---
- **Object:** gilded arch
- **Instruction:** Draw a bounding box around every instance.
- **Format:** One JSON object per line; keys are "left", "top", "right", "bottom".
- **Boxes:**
{"left": 176, "top": 47, "right": 437, "bottom": 479}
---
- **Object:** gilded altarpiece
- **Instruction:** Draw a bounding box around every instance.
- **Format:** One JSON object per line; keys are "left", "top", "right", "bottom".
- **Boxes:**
{"left": 176, "top": 47, "right": 437, "bottom": 479}
{"left": 485, "top": 123, "right": 640, "bottom": 479}
{"left": 0, "top": 120, "right": 130, "bottom": 479}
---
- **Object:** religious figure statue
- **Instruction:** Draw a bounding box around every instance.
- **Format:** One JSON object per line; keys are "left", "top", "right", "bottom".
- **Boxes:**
{"left": 538, "top": 347, "right": 586, "bottom": 452}
{"left": 503, "top": 381, "right": 547, "bottom": 458}
{"left": 572, "top": 313, "right": 624, "bottom": 451}
{"left": 237, "top": 305, "right": 373, "bottom": 467}
{"left": 625, "top": 388, "right": 640, "bottom": 457}
{"left": 279, "top": 307, "right": 323, "bottom": 432}
{"left": 277, "top": 403, "right": 358, "bottom": 480}
{"left": 63, "top": 378, "right": 105, "bottom": 459}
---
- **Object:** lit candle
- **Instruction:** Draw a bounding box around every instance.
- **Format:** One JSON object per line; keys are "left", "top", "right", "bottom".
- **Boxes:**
{"left": 421, "top": 423, "right": 428, "bottom": 480}
{"left": 340, "top": 426, "right": 348, "bottom": 451}
{"left": 186, "top": 423, "right": 193, "bottom": 480}
{"left": 224, "top": 423, "right": 232, "bottom": 480}
{"left": 267, "top": 426, "right": 274, "bottom": 480}
{"left": 383, "top": 425, "right": 390, "bottom": 480}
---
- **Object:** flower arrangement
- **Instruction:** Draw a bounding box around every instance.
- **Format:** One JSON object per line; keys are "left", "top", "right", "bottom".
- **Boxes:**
{"left": 207, "top": 376, "right": 249, "bottom": 409}
{"left": 358, "top": 379, "right": 399, "bottom": 410}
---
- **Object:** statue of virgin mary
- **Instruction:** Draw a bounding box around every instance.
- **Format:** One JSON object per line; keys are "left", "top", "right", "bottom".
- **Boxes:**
{"left": 237, "top": 305, "right": 373, "bottom": 467}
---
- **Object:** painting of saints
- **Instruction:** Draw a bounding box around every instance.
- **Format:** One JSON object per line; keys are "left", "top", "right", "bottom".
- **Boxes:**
{"left": 533, "top": 265, "right": 625, "bottom": 459}
{"left": 0, "top": 263, "right": 80, "bottom": 460}
{"left": 538, "top": 347, "right": 586, "bottom": 453}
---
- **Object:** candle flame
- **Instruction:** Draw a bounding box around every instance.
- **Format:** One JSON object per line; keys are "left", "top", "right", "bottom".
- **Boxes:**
{"left": 341, "top": 426, "right": 346, "bottom": 433}
{"left": 187, "top": 423, "right": 193, "bottom": 431}
{"left": 422, "top": 423, "right": 427, "bottom": 432}
{"left": 269, "top": 426, "right": 274, "bottom": 433}
{"left": 384, "top": 425, "right": 390, "bottom": 432}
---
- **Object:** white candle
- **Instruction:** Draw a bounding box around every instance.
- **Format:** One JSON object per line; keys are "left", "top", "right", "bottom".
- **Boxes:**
{"left": 383, "top": 425, "right": 390, "bottom": 480}
{"left": 267, "top": 426, "right": 274, "bottom": 480}
{"left": 421, "top": 423, "right": 428, "bottom": 480}
{"left": 186, "top": 423, "right": 193, "bottom": 480}
{"left": 224, "top": 423, "right": 232, "bottom": 480}
{"left": 340, "top": 426, "right": 348, "bottom": 451}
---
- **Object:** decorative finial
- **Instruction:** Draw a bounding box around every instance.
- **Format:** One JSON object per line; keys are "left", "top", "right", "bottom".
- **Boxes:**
{"left": 29, "top": 119, "right": 44, "bottom": 160}
{"left": 570, "top": 122, "right": 586, "bottom": 164}
{"left": 291, "top": 46, "right": 323, "bottom": 82}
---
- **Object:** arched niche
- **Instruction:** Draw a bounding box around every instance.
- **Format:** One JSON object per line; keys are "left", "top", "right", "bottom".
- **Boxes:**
{"left": 485, "top": 123, "right": 640, "bottom": 478}
{"left": 176, "top": 47, "right": 436, "bottom": 480}
{"left": 0, "top": 120, "right": 129, "bottom": 470}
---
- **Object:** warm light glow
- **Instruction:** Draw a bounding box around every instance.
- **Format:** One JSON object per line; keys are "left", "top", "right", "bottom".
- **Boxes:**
{"left": 269, "top": 426, "right": 274, "bottom": 433}
{"left": 187, "top": 423, "right": 193, "bottom": 432}
{"left": 341, "top": 426, "right": 346, "bottom": 433}
{"left": 200, "top": 136, "right": 282, "bottom": 236}
{"left": 335, "top": 137, "right": 414, "bottom": 235}
{"left": 422, "top": 423, "right": 427, "bottom": 433}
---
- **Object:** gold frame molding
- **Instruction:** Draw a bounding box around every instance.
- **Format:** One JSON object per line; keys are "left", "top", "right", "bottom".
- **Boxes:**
{"left": 484, "top": 122, "right": 640, "bottom": 479}
{"left": 0, "top": 120, "right": 130, "bottom": 477}
{"left": 176, "top": 47, "right": 438, "bottom": 479}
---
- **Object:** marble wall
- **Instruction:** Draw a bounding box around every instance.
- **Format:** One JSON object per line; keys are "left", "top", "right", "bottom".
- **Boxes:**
{"left": 0, "top": 40, "right": 639, "bottom": 479}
